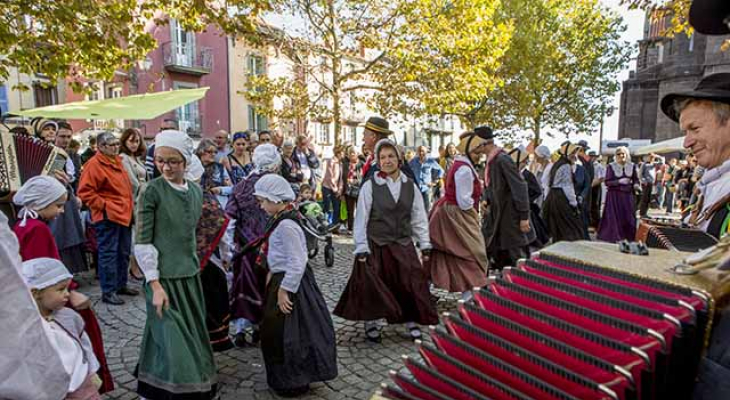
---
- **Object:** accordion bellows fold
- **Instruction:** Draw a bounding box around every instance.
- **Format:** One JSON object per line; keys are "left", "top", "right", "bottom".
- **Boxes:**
{"left": 377, "top": 241, "right": 728, "bottom": 400}
{"left": 0, "top": 131, "right": 68, "bottom": 193}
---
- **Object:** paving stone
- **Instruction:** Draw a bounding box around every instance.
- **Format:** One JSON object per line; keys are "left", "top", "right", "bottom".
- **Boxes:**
{"left": 88, "top": 236, "right": 432, "bottom": 399}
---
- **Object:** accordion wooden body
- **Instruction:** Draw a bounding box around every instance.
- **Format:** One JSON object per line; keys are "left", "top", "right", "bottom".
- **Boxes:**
{"left": 636, "top": 219, "right": 718, "bottom": 253}
{"left": 0, "top": 130, "right": 67, "bottom": 193}
{"left": 377, "top": 241, "right": 730, "bottom": 400}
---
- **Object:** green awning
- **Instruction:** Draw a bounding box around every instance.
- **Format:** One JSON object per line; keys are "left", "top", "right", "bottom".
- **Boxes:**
{"left": 12, "top": 87, "right": 209, "bottom": 120}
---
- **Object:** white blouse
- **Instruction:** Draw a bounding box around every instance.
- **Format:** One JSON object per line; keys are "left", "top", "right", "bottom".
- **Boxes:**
{"left": 267, "top": 219, "right": 308, "bottom": 293}
{"left": 43, "top": 319, "right": 90, "bottom": 392}
{"left": 453, "top": 155, "right": 477, "bottom": 211}
{"left": 550, "top": 163, "right": 578, "bottom": 207}
{"left": 353, "top": 172, "right": 431, "bottom": 255}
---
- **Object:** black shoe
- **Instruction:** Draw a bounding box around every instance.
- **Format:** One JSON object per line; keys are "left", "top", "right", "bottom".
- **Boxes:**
{"left": 365, "top": 326, "right": 382, "bottom": 343}
{"left": 117, "top": 287, "right": 140, "bottom": 296}
{"left": 275, "top": 385, "right": 310, "bottom": 397}
{"left": 102, "top": 293, "right": 125, "bottom": 305}
{"left": 234, "top": 332, "right": 248, "bottom": 348}
{"left": 251, "top": 328, "right": 261, "bottom": 344}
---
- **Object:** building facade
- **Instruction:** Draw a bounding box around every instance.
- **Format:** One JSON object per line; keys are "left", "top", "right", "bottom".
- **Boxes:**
{"left": 618, "top": 11, "right": 730, "bottom": 143}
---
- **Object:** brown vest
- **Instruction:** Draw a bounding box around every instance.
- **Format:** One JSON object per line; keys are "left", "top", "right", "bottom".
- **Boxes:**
{"left": 367, "top": 176, "right": 414, "bottom": 246}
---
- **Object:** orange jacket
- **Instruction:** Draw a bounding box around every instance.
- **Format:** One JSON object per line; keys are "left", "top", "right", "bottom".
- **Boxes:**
{"left": 78, "top": 153, "right": 134, "bottom": 227}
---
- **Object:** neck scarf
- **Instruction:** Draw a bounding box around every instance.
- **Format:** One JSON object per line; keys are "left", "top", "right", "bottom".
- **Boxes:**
{"left": 483, "top": 146, "right": 504, "bottom": 187}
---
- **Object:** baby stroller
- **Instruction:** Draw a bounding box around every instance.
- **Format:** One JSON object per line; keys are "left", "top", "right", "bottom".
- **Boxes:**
{"left": 298, "top": 201, "right": 337, "bottom": 268}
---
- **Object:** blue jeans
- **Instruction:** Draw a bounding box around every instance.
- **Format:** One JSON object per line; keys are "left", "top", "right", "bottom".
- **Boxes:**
{"left": 95, "top": 220, "right": 131, "bottom": 295}
{"left": 322, "top": 186, "right": 341, "bottom": 224}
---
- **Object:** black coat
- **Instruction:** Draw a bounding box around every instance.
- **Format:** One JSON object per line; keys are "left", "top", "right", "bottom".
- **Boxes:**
{"left": 482, "top": 153, "right": 535, "bottom": 251}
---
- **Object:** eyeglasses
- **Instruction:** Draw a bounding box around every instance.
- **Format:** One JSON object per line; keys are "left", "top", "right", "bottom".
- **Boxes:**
{"left": 203, "top": 149, "right": 217, "bottom": 155}
{"left": 104, "top": 142, "right": 121, "bottom": 147}
{"left": 154, "top": 157, "right": 184, "bottom": 167}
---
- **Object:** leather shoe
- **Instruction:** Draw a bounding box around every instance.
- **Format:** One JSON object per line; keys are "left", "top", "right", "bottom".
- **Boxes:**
{"left": 102, "top": 293, "right": 125, "bottom": 305}
{"left": 117, "top": 287, "right": 140, "bottom": 296}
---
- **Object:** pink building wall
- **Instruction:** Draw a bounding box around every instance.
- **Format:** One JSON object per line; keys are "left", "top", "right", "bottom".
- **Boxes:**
{"left": 65, "top": 21, "right": 230, "bottom": 140}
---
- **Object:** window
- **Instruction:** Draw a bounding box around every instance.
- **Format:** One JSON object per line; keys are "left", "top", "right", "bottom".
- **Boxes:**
{"left": 247, "top": 54, "right": 265, "bottom": 76}
{"left": 247, "top": 105, "right": 268, "bottom": 132}
{"left": 174, "top": 82, "right": 200, "bottom": 136}
{"left": 316, "top": 122, "right": 331, "bottom": 144}
{"left": 33, "top": 83, "right": 58, "bottom": 107}
{"left": 171, "top": 19, "right": 194, "bottom": 66}
{"left": 107, "top": 86, "right": 124, "bottom": 129}
{"left": 343, "top": 125, "right": 356, "bottom": 144}
{"left": 657, "top": 43, "right": 664, "bottom": 64}
{"left": 0, "top": 85, "right": 8, "bottom": 114}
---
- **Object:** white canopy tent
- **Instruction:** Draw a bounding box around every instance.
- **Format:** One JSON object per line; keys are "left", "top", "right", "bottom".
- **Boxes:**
{"left": 634, "top": 136, "right": 688, "bottom": 156}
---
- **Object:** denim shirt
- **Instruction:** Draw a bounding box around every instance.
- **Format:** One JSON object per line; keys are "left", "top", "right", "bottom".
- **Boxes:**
{"left": 408, "top": 157, "right": 444, "bottom": 193}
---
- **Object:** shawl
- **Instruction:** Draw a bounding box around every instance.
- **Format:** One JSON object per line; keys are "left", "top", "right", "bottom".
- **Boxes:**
{"left": 196, "top": 163, "right": 230, "bottom": 268}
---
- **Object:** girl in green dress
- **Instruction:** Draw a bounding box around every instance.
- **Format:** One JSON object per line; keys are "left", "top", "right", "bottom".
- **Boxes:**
{"left": 133, "top": 130, "right": 217, "bottom": 400}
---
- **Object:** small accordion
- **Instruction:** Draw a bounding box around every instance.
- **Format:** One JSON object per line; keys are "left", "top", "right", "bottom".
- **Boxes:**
{"left": 377, "top": 241, "right": 726, "bottom": 400}
{"left": 636, "top": 219, "right": 718, "bottom": 253}
{"left": 0, "top": 130, "right": 68, "bottom": 193}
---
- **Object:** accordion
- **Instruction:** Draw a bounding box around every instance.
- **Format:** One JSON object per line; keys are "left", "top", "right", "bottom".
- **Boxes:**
{"left": 636, "top": 219, "right": 718, "bottom": 253}
{"left": 0, "top": 130, "right": 67, "bottom": 193}
{"left": 377, "top": 241, "right": 729, "bottom": 400}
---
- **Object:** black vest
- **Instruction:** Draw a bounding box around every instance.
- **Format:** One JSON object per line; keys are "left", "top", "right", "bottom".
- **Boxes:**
{"left": 367, "top": 176, "right": 414, "bottom": 246}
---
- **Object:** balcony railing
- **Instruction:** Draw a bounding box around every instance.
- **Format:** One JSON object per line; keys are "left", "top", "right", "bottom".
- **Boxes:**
{"left": 162, "top": 41, "right": 213, "bottom": 75}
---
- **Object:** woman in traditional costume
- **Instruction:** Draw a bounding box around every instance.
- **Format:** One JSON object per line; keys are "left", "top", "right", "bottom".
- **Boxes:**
{"left": 134, "top": 130, "right": 217, "bottom": 400}
{"left": 252, "top": 174, "right": 338, "bottom": 397}
{"left": 598, "top": 146, "right": 640, "bottom": 242}
{"left": 427, "top": 131, "right": 490, "bottom": 300}
{"left": 12, "top": 176, "right": 114, "bottom": 394}
{"left": 225, "top": 144, "right": 282, "bottom": 347}
{"left": 195, "top": 146, "right": 235, "bottom": 353}
{"left": 509, "top": 146, "right": 549, "bottom": 248}
{"left": 542, "top": 141, "right": 585, "bottom": 242}
{"left": 335, "top": 139, "right": 437, "bottom": 342}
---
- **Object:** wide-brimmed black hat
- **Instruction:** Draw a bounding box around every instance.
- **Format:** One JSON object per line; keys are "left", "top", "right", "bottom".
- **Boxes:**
{"left": 689, "top": 0, "right": 730, "bottom": 35}
{"left": 474, "top": 125, "right": 495, "bottom": 140}
{"left": 577, "top": 140, "right": 590, "bottom": 150}
{"left": 364, "top": 116, "right": 393, "bottom": 136}
{"left": 660, "top": 73, "right": 730, "bottom": 122}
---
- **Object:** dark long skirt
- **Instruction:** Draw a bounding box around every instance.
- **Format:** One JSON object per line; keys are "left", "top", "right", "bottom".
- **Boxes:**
{"left": 201, "top": 263, "right": 234, "bottom": 352}
{"left": 260, "top": 269, "right": 338, "bottom": 392}
{"left": 529, "top": 203, "right": 549, "bottom": 248}
{"left": 542, "top": 188, "right": 584, "bottom": 242}
{"left": 334, "top": 242, "right": 438, "bottom": 325}
{"left": 229, "top": 251, "right": 265, "bottom": 324}
{"left": 48, "top": 194, "right": 88, "bottom": 273}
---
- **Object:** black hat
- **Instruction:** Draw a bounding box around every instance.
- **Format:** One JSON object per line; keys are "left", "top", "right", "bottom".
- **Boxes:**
{"left": 689, "top": 0, "right": 730, "bottom": 35}
{"left": 588, "top": 150, "right": 598, "bottom": 157}
{"left": 364, "top": 116, "right": 393, "bottom": 136}
{"left": 474, "top": 125, "right": 495, "bottom": 140}
{"left": 577, "top": 140, "right": 590, "bottom": 150}
{"left": 660, "top": 73, "right": 730, "bottom": 122}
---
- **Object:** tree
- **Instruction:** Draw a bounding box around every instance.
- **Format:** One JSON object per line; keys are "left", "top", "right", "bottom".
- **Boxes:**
{"left": 621, "top": 0, "right": 692, "bottom": 35}
{"left": 244, "top": 0, "right": 513, "bottom": 146}
{"left": 474, "top": 0, "right": 632, "bottom": 142}
{"left": 1, "top": 0, "right": 272, "bottom": 91}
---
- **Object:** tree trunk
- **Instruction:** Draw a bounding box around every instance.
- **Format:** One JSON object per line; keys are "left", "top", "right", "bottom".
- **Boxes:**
{"left": 533, "top": 117, "right": 541, "bottom": 143}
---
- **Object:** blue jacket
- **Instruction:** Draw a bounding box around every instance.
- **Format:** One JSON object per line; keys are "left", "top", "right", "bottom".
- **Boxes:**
{"left": 408, "top": 157, "right": 444, "bottom": 193}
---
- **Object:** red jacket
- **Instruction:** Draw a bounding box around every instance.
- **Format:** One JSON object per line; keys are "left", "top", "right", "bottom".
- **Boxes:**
{"left": 78, "top": 153, "right": 134, "bottom": 227}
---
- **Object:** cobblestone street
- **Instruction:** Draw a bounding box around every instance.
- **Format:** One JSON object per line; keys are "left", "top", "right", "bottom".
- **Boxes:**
{"left": 84, "top": 235, "right": 458, "bottom": 400}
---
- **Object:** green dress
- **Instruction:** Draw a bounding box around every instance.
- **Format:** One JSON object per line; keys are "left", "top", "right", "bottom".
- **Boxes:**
{"left": 135, "top": 178, "right": 217, "bottom": 399}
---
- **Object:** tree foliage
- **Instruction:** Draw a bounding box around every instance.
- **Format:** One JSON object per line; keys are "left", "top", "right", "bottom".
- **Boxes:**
{"left": 473, "top": 0, "right": 632, "bottom": 142}
{"left": 1, "top": 0, "right": 272, "bottom": 91}
{"left": 621, "top": 0, "right": 692, "bottom": 35}
{"left": 243, "top": 0, "right": 513, "bottom": 145}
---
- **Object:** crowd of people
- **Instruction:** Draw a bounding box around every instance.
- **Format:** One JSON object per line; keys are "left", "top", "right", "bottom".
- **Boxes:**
{"left": 2, "top": 93, "right": 730, "bottom": 399}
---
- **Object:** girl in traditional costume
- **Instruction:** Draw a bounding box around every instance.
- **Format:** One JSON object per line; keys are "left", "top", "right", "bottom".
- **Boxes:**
{"left": 134, "top": 130, "right": 217, "bottom": 399}
{"left": 253, "top": 174, "right": 337, "bottom": 397}
{"left": 12, "top": 176, "right": 114, "bottom": 394}
{"left": 542, "top": 141, "right": 585, "bottom": 242}
{"left": 335, "top": 139, "right": 437, "bottom": 342}
{"left": 225, "top": 144, "right": 282, "bottom": 347}
{"left": 598, "top": 146, "right": 640, "bottom": 242}
{"left": 509, "top": 146, "right": 550, "bottom": 248}
{"left": 427, "top": 131, "right": 490, "bottom": 300}
{"left": 22, "top": 257, "right": 101, "bottom": 400}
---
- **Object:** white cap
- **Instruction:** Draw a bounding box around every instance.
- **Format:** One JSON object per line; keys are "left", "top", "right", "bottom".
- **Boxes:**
{"left": 155, "top": 130, "right": 194, "bottom": 165}
{"left": 534, "top": 145, "right": 551, "bottom": 159}
{"left": 253, "top": 144, "right": 282, "bottom": 173}
{"left": 12, "top": 176, "right": 67, "bottom": 227}
{"left": 21, "top": 258, "right": 73, "bottom": 290}
{"left": 254, "top": 174, "right": 295, "bottom": 203}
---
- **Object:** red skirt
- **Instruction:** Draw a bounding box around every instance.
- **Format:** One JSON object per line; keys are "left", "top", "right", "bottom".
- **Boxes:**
{"left": 334, "top": 242, "right": 437, "bottom": 325}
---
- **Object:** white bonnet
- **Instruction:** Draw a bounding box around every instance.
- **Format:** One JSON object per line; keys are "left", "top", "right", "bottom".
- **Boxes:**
{"left": 21, "top": 258, "right": 73, "bottom": 290}
{"left": 253, "top": 144, "right": 282, "bottom": 172}
{"left": 535, "top": 145, "right": 551, "bottom": 159}
{"left": 155, "top": 130, "right": 194, "bottom": 165}
{"left": 253, "top": 174, "right": 295, "bottom": 203}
